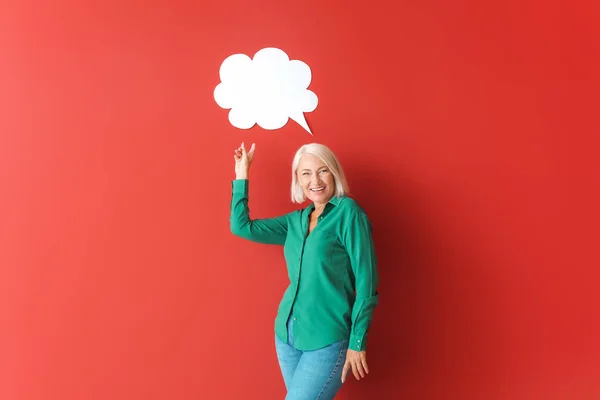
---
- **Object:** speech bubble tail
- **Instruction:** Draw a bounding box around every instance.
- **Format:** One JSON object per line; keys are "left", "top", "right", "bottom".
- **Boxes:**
{"left": 290, "top": 112, "right": 312, "bottom": 135}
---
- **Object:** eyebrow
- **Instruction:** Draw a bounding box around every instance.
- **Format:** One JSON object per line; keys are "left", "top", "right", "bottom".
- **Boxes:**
{"left": 301, "top": 167, "right": 328, "bottom": 172}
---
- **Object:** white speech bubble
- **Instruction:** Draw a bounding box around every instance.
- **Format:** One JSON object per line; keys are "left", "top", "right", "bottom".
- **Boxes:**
{"left": 214, "top": 47, "right": 318, "bottom": 134}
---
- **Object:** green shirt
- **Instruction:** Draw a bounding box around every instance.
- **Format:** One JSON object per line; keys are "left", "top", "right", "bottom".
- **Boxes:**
{"left": 230, "top": 179, "right": 379, "bottom": 351}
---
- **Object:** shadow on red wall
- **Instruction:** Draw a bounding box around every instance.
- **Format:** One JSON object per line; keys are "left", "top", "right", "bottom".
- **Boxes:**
{"left": 338, "top": 163, "right": 515, "bottom": 398}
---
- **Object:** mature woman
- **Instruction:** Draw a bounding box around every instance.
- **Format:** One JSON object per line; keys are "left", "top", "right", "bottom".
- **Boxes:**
{"left": 230, "top": 142, "right": 379, "bottom": 399}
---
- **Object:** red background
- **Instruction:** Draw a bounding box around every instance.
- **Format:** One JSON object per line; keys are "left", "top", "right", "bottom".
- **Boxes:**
{"left": 1, "top": 1, "right": 599, "bottom": 399}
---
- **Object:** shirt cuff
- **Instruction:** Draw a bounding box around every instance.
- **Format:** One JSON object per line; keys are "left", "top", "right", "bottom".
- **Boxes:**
{"left": 349, "top": 332, "right": 367, "bottom": 351}
{"left": 232, "top": 179, "right": 248, "bottom": 196}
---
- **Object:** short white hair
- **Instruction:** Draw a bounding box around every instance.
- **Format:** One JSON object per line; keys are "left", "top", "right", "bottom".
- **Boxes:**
{"left": 291, "top": 143, "right": 349, "bottom": 203}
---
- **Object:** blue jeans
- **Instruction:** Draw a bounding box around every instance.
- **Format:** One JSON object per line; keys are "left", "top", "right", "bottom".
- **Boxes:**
{"left": 275, "top": 316, "right": 348, "bottom": 399}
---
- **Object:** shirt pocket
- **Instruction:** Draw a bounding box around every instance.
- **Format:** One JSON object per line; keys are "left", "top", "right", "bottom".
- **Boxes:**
{"left": 306, "top": 229, "right": 338, "bottom": 265}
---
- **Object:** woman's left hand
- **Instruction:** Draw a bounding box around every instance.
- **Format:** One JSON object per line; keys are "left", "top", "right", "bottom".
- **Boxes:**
{"left": 341, "top": 349, "right": 369, "bottom": 383}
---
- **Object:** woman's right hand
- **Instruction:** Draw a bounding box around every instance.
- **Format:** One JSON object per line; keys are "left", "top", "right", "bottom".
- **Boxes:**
{"left": 233, "top": 142, "right": 255, "bottom": 180}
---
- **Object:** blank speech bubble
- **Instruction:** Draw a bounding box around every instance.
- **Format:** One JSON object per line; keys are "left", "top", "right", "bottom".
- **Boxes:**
{"left": 214, "top": 47, "right": 318, "bottom": 134}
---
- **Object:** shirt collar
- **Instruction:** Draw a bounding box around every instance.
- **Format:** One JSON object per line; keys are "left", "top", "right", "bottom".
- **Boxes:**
{"left": 328, "top": 195, "right": 343, "bottom": 206}
{"left": 306, "top": 195, "right": 344, "bottom": 212}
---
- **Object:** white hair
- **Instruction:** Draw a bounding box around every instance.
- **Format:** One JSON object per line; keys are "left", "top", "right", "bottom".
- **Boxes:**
{"left": 291, "top": 143, "right": 349, "bottom": 203}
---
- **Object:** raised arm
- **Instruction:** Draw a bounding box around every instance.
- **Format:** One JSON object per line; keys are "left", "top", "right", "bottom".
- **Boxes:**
{"left": 230, "top": 143, "right": 288, "bottom": 245}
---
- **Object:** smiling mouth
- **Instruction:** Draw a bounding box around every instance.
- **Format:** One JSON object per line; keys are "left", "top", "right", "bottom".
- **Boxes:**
{"left": 310, "top": 187, "right": 326, "bottom": 192}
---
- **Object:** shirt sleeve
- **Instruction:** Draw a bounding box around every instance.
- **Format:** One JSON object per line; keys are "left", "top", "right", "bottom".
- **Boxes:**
{"left": 342, "top": 207, "right": 379, "bottom": 351}
{"left": 230, "top": 179, "right": 288, "bottom": 245}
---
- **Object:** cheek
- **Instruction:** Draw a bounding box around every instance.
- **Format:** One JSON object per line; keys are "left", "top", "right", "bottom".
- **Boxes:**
{"left": 326, "top": 175, "right": 335, "bottom": 187}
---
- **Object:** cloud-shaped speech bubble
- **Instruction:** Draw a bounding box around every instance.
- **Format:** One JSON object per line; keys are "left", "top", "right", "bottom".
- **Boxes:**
{"left": 214, "top": 47, "right": 318, "bottom": 134}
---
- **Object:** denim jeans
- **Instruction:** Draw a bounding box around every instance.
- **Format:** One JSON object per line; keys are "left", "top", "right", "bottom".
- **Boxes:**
{"left": 275, "top": 316, "right": 348, "bottom": 399}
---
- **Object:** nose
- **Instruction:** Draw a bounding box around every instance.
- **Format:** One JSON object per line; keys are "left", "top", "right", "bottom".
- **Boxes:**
{"left": 312, "top": 174, "right": 323, "bottom": 185}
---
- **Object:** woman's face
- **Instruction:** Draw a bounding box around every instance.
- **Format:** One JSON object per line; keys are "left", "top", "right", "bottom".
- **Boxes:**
{"left": 297, "top": 154, "right": 335, "bottom": 206}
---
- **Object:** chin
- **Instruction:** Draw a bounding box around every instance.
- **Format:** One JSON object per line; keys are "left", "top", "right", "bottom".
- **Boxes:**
{"left": 306, "top": 191, "right": 332, "bottom": 204}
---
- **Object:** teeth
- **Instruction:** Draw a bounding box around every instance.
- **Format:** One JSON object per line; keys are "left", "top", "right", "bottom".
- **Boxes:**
{"left": 311, "top": 187, "right": 325, "bottom": 191}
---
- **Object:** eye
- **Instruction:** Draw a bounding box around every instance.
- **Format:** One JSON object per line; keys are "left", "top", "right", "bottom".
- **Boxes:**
{"left": 319, "top": 169, "right": 329, "bottom": 174}
{"left": 302, "top": 172, "right": 310, "bottom": 176}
